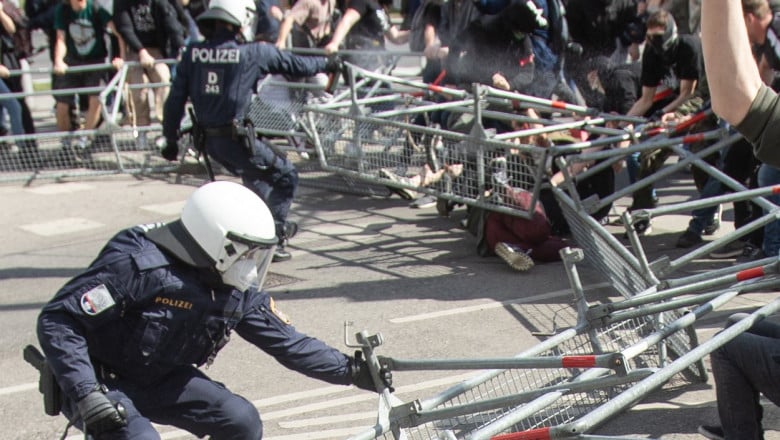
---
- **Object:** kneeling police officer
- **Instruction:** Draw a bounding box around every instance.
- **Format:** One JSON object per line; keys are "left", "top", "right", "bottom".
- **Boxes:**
{"left": 36, "top": 181, "right": 390, "bottom": 439}
{"left": 162, "top": 0, "right": 338, "bottom": 263}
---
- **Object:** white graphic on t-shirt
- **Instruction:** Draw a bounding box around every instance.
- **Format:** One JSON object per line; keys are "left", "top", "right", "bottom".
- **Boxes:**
{"left": 68, "top": 18, "right": 98, "bottom": 56}
{"left": 132, "top": 3, "right": 156, "bottom": 33}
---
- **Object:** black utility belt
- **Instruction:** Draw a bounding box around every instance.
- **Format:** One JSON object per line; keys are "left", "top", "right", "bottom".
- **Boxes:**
{"left": 203, "top": 125, "right": 237, "bottom": 138}
{"left": 203, "top": 123, "right": 254, "bottom": 139}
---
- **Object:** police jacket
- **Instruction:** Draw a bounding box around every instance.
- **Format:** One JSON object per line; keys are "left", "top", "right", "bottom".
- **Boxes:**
{"left": 162, "top": 30, "right": 328, "bottom": 140}
{"left": 37, "top": 226, "right": 352, "bottom": 403}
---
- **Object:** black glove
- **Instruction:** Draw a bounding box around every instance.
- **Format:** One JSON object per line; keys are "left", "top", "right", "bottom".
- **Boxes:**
{"left": 350, "top": 350, "right": 393, "bottom": 393}
{"left": 503, "top": 0, "right": 548, "bottom": 34}
{"left": 160, "top": 138, "right": 179, "bottom": 161}
{"left": 77, "top": 389, "right": 127, "bottom": 435}
{"left": 324, "top": 55, "right": 343, "bottom": 75}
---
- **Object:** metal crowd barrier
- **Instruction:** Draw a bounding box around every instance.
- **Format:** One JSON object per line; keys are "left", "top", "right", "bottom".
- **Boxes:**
{"left": 305, "top": 63, "right": 593, "bottom": 219}
{"left": 0, "top": 61, "right": 181, "bottom": 182}
{"left": 344, "top": 246, "right": 772, "bottom": 440}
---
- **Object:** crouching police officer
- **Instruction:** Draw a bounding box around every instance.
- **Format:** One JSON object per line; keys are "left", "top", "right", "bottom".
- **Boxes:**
{"left": 36, "top": 181, "right": 391, "bottom": 439}
{"left": 162, "top": 0, "right": 338, "bottom": 263}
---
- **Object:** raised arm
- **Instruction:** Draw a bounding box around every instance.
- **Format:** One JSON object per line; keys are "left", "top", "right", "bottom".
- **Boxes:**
{"left": 701, "top": 0, "right": 763, "bottom": 125}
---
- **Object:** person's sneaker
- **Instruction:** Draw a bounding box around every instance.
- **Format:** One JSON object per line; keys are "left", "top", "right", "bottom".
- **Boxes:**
{"left": 676, "top": 230, "right": 703, "bottom": 248}
{"left": 633, "top": 219, "right": 653, "bottom": 236}
{"left": 494, "top": 242, "right": 535, "bottom": 272}
{"left": 703, "top": 204, "right": 723, "bottom": 236}
{"left": 379, "top": 168, "right": 417, "bottom": 200}
{"left": 709, "top": 240, "right": 746, "bottom": 259}
{"left": 697, "top": 425, "right": 724, "bottom": 440}
{"left": 410, "top": 194, "right": 437, "bottom": 209}
{"left": 736, "top": 243, "right": 766, "bottom": 264}
{"left": 273, "top": 246, "right": 292, "bottom": 262}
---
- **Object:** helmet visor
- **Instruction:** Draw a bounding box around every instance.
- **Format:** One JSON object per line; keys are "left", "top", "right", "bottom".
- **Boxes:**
{"left": 249, "top": 245, "right": 275, "bottom": 291}
{"left": 221, "top": 244, "right": 276, "bottom": 292}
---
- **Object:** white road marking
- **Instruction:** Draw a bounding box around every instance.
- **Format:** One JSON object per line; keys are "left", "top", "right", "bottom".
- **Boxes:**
{"left": 140, "top": 201, "right": 186, "bottom": 217}
{"left": 390, "top": 283, "right": 611, "bottom": 323}
{"left": 278, "top": 411, "right": 376, "bottom": 428}
{"left": 19, "top": 217, "right": 104, "bottom": 236}
{"left": 0, "top": 383, "right": 36, "bottom": 395}
{"left": 26, "top": 182, "right": 94, "bottom": 195}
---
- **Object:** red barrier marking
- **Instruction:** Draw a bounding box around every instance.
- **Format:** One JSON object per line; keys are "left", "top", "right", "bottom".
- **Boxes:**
{"left": 551, "top": 101, "right": 567, "bottom": 110}
{"left": 673, "top": 111, "right": 707, "bottom": 133}
{"left": 737, "top": 267, "right": 765, "bottom": 281}
{"left": 772, "top": 186, "right": 780, "bottom": 195}
{"left": 492, "top": 427, "right": 551, "bottom": 440}
{"left": 562, "top": 355, "right": 597, "bottom": 368}
{"left": 682, "top": 134, "right": 705, "bottom": 144}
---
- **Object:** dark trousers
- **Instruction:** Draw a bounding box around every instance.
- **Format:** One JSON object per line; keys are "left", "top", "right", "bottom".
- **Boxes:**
{"left": 62, "top": 366, "right": 262, "bottom": 439}
{"left": 712, "top": 315, "right": 780, "bottom": 440}
{"left": 206, "top": 136, "right": 298, "bottom": 240}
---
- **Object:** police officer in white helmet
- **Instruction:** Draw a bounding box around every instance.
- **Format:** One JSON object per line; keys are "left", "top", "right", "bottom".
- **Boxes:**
{"left": 35, "top": 181, "right": 391, "bottom": 439}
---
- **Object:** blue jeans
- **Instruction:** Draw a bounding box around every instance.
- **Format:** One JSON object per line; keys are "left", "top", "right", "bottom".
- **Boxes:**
{"left": 758, "top": 163, "right": 780, "bottom": 257}
{"left": 711, "top": 315, "right": 780, "bottom": 439}
{"left": 0, "top": 78, "right": 24, "bottom": 135}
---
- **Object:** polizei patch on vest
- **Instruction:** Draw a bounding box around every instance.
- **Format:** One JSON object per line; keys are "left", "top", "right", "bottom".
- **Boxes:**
{"left": 80, "top": 284, "right": 116, "bottom": 316}
{"left": 191, "top": 48, "right": 240, "bottom": 63}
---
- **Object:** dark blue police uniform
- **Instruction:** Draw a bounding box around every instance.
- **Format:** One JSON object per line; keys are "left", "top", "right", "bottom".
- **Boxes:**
{"left": 163, "top": 30, "right": 328, "bottom": 242}
{"left": 37, "top": 225, "right": 351, "bottom": 438}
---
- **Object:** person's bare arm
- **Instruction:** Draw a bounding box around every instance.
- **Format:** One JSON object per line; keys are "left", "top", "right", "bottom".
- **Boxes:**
{"left": 53, "top": 30, "right": 69, "bottom": 74}
{"left": 0, "top": 1, "right": 16, "bottom": 35}
{"left": 276, "top": 14, "right": 296, "bottom": 48}
{"left": 701, "top": 0, "right": 763, "bottom": 125}
{"left": 385, "top": 26, "right": 409, "bottom": 45}
{"left": 323, "top": 8, "right": 360, "bottom": 54}
{"left": 661, "top": 78, "right": 697, "bottom": 114}
{"left": 626, "top": 85, "right": 658, "bottom": 117}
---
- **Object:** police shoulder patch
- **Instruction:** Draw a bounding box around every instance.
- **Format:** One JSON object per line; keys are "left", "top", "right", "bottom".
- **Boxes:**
{"left": 269, "top": 297, "right": 291, "bottom": 325}
{"left": 80, "top": 284, "right": 116, "bottom": 316}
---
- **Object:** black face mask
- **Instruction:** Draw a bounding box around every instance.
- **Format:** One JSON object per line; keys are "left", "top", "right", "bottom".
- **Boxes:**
{"left": 647, "top": 19, "right": 679, "bottom": 63}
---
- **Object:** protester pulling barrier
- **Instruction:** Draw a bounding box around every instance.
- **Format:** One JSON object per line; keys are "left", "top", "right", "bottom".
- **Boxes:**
{"left": 343, "top": 247, "right": 772, "bottom": 440}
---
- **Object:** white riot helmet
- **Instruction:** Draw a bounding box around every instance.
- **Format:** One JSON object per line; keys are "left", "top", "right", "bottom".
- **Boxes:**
{"left": 197, "top": 0, "right": 257, "bottom": 43}
{"left": 146, "top": 181, "right": 278, "bottom": 292}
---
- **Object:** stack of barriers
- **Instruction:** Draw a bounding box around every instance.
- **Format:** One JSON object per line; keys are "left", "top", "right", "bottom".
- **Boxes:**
{"left": 346, "top": 247, "right": 780, "bottom": 440}
{"left": 304, "top": 62, "right": 780, "bottom": 439}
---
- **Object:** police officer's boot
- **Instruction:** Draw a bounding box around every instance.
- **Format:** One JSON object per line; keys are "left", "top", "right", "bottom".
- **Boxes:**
{"left": 272, "top": 221, "right": 298, "bottom": 263}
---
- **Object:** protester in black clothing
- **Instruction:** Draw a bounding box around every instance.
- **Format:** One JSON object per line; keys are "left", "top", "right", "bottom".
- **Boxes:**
{"left": 625, "top": 10, "right": 715, "bottom": 221}
{"left": 114, "top": 0, "right": 185, "bottom": 141}
{"left": 584, "top": 56, "right": 642, "bottom": 114}
{"left": 324, "top": 0, "right": 409, "bottom": 70}
{"left": 565, "top": 0, "right": 645, "bottom": 106}
{"left": 566, "top": 0, "right": 642, "bottom": 59}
